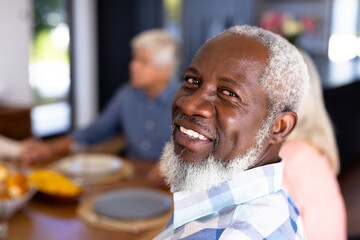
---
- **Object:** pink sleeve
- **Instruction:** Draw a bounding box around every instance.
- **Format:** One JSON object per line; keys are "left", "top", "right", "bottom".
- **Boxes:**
{"left": 280, "top": 141, "right": 347, "bottom": 240}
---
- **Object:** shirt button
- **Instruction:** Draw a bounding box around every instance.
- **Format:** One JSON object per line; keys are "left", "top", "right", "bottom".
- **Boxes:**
{"left": 141, "top": 140, "right": 151, "bottom": 151}
{"left": 145, "top": 120, "right": 155, "bottom": 131}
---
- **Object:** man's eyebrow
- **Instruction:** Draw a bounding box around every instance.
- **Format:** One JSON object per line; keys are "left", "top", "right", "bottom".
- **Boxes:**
{"left": 185, "top": 67, "right": 200, "bottom": 75}
{"left": 219, "top": 77, "right": 244, "bottom": 88}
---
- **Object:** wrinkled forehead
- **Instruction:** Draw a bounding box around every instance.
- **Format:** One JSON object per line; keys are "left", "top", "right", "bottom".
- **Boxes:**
{"left": 191, "top": 33, "right": 270, "bottom": 88}
{"left": 202, "top": 33, "right": 269, "bottom": 65}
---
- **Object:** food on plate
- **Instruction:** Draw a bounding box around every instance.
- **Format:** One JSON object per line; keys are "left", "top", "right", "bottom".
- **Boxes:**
{"left": 0, "top": 164, "right": 29, "bottom": 200}
{"left": 0, "top": 165, "right": 10, "bottom": 182}
{"left": 29, "top": 170, "right": 82, "bottom": 197}
{"left": 7, "top": 172, "right": 29, "bottom": 198}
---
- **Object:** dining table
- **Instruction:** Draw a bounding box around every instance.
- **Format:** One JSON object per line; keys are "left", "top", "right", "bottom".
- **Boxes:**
{"left": 5, "top": 158, "right": 172, "bottom": 240}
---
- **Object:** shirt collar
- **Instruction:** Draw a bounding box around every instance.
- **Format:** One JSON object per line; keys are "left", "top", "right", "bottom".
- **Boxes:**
{"left": 171, "top": 160, "right": 284, "bottom": 229}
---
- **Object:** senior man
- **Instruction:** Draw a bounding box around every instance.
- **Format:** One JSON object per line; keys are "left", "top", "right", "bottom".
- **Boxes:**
{"left": 21, "top": 29, "right": 180, "bottom": 163}
{"left": 155, "top": 25, "right": 309, "bottom": 240}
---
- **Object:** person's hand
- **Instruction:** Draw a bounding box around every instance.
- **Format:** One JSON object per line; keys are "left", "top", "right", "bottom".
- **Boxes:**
{"left": 147, "top": 162, "right": 167, "bottom": 187}
{"left": 19, "top": 139, "right": 55, "bottom": 165}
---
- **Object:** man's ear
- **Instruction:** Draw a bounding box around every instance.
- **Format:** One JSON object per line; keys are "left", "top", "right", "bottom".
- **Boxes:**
{"left": 269, "top": 111, "right": 297, "bottom": 144}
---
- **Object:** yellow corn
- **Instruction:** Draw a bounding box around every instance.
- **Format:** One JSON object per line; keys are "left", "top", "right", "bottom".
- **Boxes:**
{"left": 29, "top": 170, "right": 81, "bottom": 197}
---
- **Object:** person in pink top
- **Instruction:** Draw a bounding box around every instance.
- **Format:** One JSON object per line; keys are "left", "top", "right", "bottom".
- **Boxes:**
{"left": 280, "top": 50, "right": 347, "bottom": 240}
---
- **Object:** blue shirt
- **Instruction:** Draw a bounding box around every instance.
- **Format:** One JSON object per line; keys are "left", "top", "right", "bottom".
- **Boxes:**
{"left": 154, "top": 161, "right": 305, "bottom": 240}
{"left": 72, "top": 80, "right": 181, "bottom": 161}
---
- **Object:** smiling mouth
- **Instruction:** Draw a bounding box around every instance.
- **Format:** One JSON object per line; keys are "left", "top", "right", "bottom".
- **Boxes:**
{"left": 179, "top": 126, "right": 207, "bottom": 140}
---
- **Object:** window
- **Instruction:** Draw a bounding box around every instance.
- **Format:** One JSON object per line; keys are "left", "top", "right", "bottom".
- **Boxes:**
{"left": 328, "top": 0, "right": 360, "bottom": 62}
{"left": 30, "top": 0, "right": 71, "bottom": 137}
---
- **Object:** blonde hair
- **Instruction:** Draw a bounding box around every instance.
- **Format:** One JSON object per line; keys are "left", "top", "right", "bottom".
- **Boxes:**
{"left": 130, "top": 29, "right": 180, "bottom": 69}
{"left": 287, "top": 50, "right": 340, "bottom": 175}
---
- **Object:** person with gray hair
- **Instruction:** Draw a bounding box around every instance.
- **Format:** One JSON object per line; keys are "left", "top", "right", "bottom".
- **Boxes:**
{"left": 20, "top": 29, "right": 181, "bottom": 163}
{"left": 154, "top": 25, "right": 309, "bottom": 239}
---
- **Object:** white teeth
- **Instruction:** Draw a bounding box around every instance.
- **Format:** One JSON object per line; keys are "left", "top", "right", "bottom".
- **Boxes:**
{"left": 179, "top": 126, "right": 206, "bottom": 140}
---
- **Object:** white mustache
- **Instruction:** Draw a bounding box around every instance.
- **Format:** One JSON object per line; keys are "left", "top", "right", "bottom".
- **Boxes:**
{"left": 172, "top": 113, "right": 219, "bottom": 145}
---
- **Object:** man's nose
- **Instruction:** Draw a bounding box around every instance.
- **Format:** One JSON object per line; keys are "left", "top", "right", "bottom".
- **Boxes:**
{"left": 175, "top": 90, "right": 214, "bottom": 119}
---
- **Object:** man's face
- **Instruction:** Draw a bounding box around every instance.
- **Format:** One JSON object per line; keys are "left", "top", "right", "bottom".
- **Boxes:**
{"left": 129, "top": 47, "right": 164, "bottom": 89}
{"left": 171, "top": 33, "right": 270, "bottom": 164}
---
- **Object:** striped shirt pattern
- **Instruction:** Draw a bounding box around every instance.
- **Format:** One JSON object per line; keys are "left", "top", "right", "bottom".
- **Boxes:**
{"left": 154, "top": 161, "right": 305, "bottom": 240}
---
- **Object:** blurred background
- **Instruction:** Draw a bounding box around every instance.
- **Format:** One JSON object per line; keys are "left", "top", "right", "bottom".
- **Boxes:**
{"left": 0, "top": 0, "right": 359, "bottom": 234}
{"left": 1, "top": 0, "right": 358, "bottom": 133}
{"left": 1, "top": 0, "right": 359, "bottom": 134}
{"left": 1, "top": 1, "right": 360, "bottom": 160}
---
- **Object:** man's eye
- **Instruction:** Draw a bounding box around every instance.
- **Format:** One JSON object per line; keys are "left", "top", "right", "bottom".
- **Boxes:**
{"left": 221, "top": 89, "right": 237, "bottom": 97}
{"left": 185, "top": 77, "right": 199, "bottom": 85}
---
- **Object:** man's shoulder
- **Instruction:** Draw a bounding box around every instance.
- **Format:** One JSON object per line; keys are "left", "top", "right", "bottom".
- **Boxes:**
{"left": 117, "top": 82, "right": 135, "bottom": 94}
{"left": 112, "top": 83, "right": 142, "bottom": 101}
{"left": 226, "top": 190, "right": 304, "bottom": 239}
{"left": 156, "top": 190, "right": 304, "bottom": 240}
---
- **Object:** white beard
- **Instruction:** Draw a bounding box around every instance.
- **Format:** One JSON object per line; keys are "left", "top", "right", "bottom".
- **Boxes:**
{"left": 160, "top": 114, "right": 274, "bottom": 193}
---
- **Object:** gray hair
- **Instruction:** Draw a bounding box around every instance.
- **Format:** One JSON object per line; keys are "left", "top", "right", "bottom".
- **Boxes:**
{"left": 222, "top": 25, "right": 309, "bottom": 114}
{"left": 130, "top": 29, "right": 180, "bottom": 69}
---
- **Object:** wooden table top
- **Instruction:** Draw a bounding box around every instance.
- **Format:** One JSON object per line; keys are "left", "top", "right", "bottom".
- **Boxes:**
{"left": 4, "top": 156, "right": 360, "bottom": 239}
{"left": 6, "top": 159, "right": 171, "bottom": 240}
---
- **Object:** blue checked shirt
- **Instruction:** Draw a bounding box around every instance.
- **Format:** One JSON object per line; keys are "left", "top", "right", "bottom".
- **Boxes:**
{"left": 154, "top": 161, "right": 305, "bottom": 240}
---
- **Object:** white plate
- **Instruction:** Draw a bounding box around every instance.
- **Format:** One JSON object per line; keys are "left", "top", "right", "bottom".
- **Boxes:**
{"left": 57, "top": 153, "right": 123, "bottom": 177}
{"left": 94, "top": 189, "right": 172, "bottom": 220}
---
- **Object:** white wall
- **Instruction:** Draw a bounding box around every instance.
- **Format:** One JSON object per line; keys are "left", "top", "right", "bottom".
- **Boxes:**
{"left": 0, "top": 0, "right": 34, "bottom": 107}
{"left": 72, "top": 0, "right": 99, "bottom": 129}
